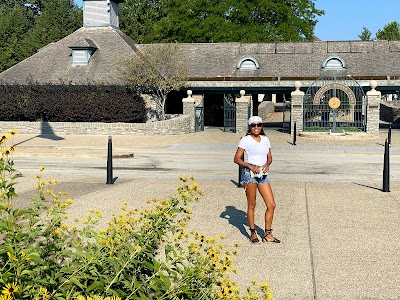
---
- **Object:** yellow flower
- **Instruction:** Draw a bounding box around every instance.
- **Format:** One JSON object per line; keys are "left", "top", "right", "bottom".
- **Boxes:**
{"left": 2, "top": 147, "right": 14, "bottom": 155}
{"left": 39, "top": 287, "right": 50, "bottom": 300}
{"left": 7, "top": 252, "right": 18, "bottom": 262}
{"left": 39, "top": 166, "right": 45, "bottom": 171}
{"left": 52, "top": 229, "right": 61, "bottom": 236}
{"left": 7, "top": 129, "right": 19, "bottom": 135}
{"left": 21, "top": 251, "right": 30, "bottom": 261}
{"left": 2, "top": 282, "right": 19, "bottom": 296}
{"left": 0, "top": 134, "right": 9, "bottom": 144}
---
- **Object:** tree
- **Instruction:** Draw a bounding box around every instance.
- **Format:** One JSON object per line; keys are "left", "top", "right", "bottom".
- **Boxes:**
{"left": 120, "top": 0, "right": 324, "bottom": 43}
{"left": 121, "top": 44, "right": 188, "bottom": 120}
{"left": 0, "top": 0, "right": 81, "bottom": 73}
{"left": 358, "top": 26, "right": 372, "bottom": 41}
{"left": 0, "top": 3, "right": 34, "bottom": 72}
{"left": 376, "top": 21, "right": 400, "bottom": 40}
{"left": 28, "top": 0, "right": 82, "bottom": 50}
{"left": 119, "top": 0, "right": 164, "bottom": 44}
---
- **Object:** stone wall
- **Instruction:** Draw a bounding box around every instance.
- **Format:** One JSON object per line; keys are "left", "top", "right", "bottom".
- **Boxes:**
{"left": 258, "top": 101, "right": 275, "bottom": 121}
{"left": 0, "top": 115, "right": 192, "bottom": 135}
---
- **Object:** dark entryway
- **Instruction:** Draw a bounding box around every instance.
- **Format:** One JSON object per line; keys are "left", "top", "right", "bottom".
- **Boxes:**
{"left": 204, "top": 94, "right": 224, "bottom": 126}
{"left": 166, "top": 90, "right": 185, "bottom": 114}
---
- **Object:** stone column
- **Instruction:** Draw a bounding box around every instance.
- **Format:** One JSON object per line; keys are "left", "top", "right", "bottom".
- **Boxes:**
{"left": 182, "top": 90, "right": 196, "bottom": 133}
{"left": 366, "top": 80, "right": 381, "bottom": 135}
{"left": 291, "top": 81, "right": 304, "bottom": 136}
{"left": 236, "top": 90, "right": 250, "bottom": 135}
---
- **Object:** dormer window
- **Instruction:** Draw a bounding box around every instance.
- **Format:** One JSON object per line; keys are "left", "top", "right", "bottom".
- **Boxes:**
{"left": 237, "top": 58, "right": 260, "bottom": 70}
{"left": 71, "top": 49, "right": 94, "bottom": 65}
{"left": 322, "top": 56, "right": 346, "bottom": 69}
{"left": 69, "top": 38, "right": 98, "bottom": 66}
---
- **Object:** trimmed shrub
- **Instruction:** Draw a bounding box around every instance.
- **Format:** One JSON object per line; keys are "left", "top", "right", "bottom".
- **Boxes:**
{"left": 0, "top": 83, "right": 147, "bottom": 123}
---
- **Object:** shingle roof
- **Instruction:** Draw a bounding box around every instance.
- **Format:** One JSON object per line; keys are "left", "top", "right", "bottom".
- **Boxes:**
{"left": 1, "top": 26, "right": 400, "bottom": 87}
{"left": 0, "top": 27, "right": 137, "bottom": 85}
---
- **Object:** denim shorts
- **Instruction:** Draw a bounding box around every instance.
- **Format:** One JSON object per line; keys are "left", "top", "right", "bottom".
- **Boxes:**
{"left": 240, "top": 167, "right": 270, "bottom": 185}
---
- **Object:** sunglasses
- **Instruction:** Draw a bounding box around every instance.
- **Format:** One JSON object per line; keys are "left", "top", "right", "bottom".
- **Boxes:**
{"left": 250, "top": 123, "right": 262, "bottom": 128}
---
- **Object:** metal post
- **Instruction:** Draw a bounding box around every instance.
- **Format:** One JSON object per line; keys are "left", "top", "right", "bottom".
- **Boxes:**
{"left": 383, "top": 139, "right": 390, "bottom": 192}
{"left": 106, "top": 136, "right": 113, "bottom": 184}
{"left": 388, "top": 123, "right": 392, "bottom": 147}
{"left": 293, "top": 122, "right": 297, "bottom": 146}
{"left": 238, "top": 153, "right": 244, "bottom": 187}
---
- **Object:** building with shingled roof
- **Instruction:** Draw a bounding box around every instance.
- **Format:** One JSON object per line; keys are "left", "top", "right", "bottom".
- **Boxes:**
{"left": 1, "top": 0, "right": 400, "bottom": 132}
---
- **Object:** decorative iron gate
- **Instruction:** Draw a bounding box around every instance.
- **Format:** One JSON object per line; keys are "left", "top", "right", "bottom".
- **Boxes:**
{"left": 303, "top": 75, "right": 366, "bottom": 132}
{"left": 195, "top": 96, "right": 204, "bottom": 132}
{"left": 224, "top": 94, "right": 236, "bottom": 132}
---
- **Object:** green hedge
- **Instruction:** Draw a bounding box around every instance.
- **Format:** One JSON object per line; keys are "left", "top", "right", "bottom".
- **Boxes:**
{"left": 0, "top": 84, "right": 147, "bottom": 123}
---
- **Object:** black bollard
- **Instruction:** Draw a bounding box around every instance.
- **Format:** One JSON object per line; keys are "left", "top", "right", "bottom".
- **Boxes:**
{"left": 293, "top": 122, "right": 297, "bottom": 146}
{"left": 388, "top": 123, "right": 392, "bottom": 147}
{"left": 383, "top": 139, "right": 390, "bottom": 192}
{"left": 106, "top": 136, "right": 113, "bottom": 184}
{"left": 238, "top": 153, "right": 244, "bottom": 187}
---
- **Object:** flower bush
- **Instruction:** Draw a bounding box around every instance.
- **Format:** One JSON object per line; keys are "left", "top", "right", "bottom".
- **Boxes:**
{"left": 0, "top": 131, "right": 273, "bottom": 300}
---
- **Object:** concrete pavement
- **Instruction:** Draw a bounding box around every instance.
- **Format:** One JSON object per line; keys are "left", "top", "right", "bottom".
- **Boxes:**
{"left": 6, "top": 127, "right": 400, "bottom": 299}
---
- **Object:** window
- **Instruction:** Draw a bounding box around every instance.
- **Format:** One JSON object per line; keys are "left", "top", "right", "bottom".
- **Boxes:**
{"left": 237, "top": 58, "right": 260, "bottom": 70}
{"left": 71, "top": 49, "right": 93, "bottom": 65}
{"left": 69, "top": 45, "right": 98, "bottom": 66}
{"left": 322, "top": 56, "right": 345, "bottom": 69}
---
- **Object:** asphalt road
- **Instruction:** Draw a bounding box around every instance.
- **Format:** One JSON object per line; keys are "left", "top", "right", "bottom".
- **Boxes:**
{"left": 12, "top": 144, "right": 400, "bottom": 185}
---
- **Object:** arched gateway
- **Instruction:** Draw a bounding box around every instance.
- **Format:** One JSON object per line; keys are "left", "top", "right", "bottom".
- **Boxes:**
{"left": 303, "top": 75, "right": 366, "bottom": 132}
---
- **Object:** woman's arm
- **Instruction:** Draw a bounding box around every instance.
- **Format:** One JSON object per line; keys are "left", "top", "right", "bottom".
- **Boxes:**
{"left": 261, "top": 149, "right": 272, "bottom": 173}
{"left": 234, "top": 147, "right": 261, "bottom": 174}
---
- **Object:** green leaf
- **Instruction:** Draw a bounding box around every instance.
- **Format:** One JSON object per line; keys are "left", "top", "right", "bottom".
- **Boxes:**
{"left": 20, "top": 269, "right": 35, "bottom": 276}
{"left": 68, "top": 277, "right": 86, "bottom": 290}
{"left": 86, "top": 281, "right": 104, "bottom": 293}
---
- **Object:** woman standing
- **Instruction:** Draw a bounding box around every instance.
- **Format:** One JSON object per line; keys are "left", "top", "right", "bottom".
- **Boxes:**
{"left": 233, "top": 116, "right": 280, "bottom": 244}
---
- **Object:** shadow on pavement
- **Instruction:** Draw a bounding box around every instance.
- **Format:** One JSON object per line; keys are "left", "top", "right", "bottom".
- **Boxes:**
{"left": 220, "top": 205, "right": 263, "bottom": 239}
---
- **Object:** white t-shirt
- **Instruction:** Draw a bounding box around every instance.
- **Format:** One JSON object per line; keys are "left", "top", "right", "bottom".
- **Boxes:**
{"left": 238, "top": 135, "right": 270, "bottom": 166}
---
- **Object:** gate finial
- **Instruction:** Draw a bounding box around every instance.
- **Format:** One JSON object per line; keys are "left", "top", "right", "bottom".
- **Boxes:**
{"left": 370, "top": 80, "right": 378, "bottom": 91}
{"left": 294, "top": 81, "right": 302, "bottom": 91}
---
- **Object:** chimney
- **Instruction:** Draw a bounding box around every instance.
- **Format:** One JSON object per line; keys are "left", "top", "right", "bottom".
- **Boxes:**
{"left": 83, "top": 0, "right": 125, "bottom": 29}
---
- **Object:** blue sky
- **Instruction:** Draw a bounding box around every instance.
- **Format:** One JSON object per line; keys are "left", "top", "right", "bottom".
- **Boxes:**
{"left": 314, "top": 0, "right": 399, "bottom": 41}
{"left": 74, "top": 0, "right": 399, "bottom": 41}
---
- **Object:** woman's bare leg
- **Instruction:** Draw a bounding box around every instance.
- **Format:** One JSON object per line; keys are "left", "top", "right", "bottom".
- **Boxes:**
{"left": 245, "top": 183, "right": 258, "bottom": 240}
{"left": 258, "top": 183, "right": 278, "bottom": 242}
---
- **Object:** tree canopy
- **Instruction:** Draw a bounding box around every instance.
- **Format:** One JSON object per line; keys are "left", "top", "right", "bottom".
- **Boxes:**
{"left": 358, "top": 26, "right": 372, "bottom": 41}
{"left": 359, "top": 21, "right": 400, "bottom": 41}
{"left": 0, "top": 0, "right": 82, "bottom": 73}
{"left": 120, "top": 44, "right": 188, "bottom": 120}
{"left": 376, "top": 21, "right": 400, "bottom": 40}
{"left": 120, "top": 0, "right": 324, "bottom": 43}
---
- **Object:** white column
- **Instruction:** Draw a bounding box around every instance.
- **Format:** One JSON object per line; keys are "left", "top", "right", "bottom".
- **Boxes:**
{"left": 291, "top": 81, "right": 304, "bottom": 136}
{"left": 366, "top": 80, "right": 381, "bottom": 135}
{"left": 182, "top": 90, "right": 196, "bottom": 132}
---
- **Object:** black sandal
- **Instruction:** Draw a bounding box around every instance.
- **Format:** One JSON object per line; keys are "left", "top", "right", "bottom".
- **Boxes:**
{"left": 249, "top": 228, "right": 260, "bottom": 243}
{"left": 262, "top": 229, "right": 281, "bottom": 243}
